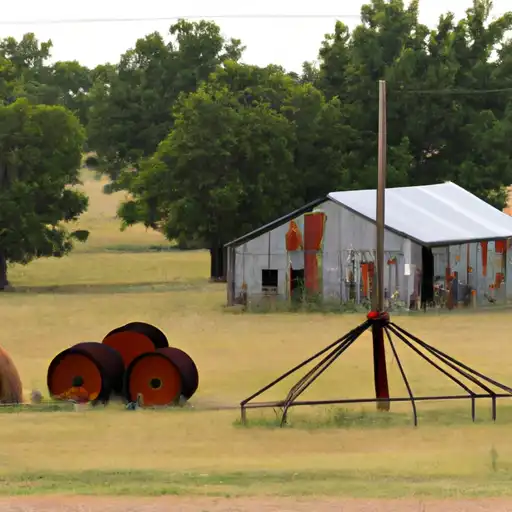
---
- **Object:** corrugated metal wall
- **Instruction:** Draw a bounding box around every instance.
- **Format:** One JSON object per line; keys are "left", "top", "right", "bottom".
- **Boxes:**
{"left": 320, "top": 199, "right": 410, "bottom": 303}
{"left": 231, "top": 200, "right": 510, "bottom": 308}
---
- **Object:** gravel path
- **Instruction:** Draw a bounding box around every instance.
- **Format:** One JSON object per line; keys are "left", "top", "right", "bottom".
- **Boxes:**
{"left": 2, "top": 497, "right": 512, "bottom": 511}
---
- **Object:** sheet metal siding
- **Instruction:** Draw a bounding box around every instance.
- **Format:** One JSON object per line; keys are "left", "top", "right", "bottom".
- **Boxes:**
{"left": 225, "top": 198, "right": 324, "bottom": 248}
{"left": 233, "top": 214, "right": 307, "bottom": 300}
{"left": 401, "top": 240, "right": 422, "bottom": 303}
{"left": 320, "top": 200, "right": 341, "bottom": 300}
{"left": 507, "top": 246, "right": 512, "bottom": 300}
{"left": 430, "top": 242, "right": 509, "bottom": 304}
{"left": 328, "top": 182, "right": 512, "bottom": 245}
{"left": 232, "top": 197, "right": 509, "bottom": 305}
{"left": 321, "top": 200, "right": 408, "bottom": 300}
{"left": 234, "top": 200, "right": 412, "bottom": 303}
{"left": 226, "top": 246, "right": 235, "bottom": 306}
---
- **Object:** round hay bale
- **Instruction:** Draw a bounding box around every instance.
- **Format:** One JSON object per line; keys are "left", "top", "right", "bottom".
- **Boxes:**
{"left": 0, "top": 346, "right": 23, "bottom": 404}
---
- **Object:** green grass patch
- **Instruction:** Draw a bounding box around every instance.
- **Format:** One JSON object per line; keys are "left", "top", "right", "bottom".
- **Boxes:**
{"left": 6, "top": 280, "right": 210, "bottom": 295}
{"left": 3, "top": 468, "right": 512, "bottom": 498}
{"left": 235, "top": 404, "right": 512, "bottom": 429}
{"left": 0, "top": 402, "right": 76, "bottom": 414}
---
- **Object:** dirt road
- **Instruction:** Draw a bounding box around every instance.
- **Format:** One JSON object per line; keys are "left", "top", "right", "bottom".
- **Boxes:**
{"left": 1, "top": 497, "right": 512, "bottom": 511}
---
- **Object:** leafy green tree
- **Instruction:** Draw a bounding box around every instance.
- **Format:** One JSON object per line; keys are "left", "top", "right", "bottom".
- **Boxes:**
{"left": 201, "top": 61, "right": 363, "bottom": 200}
{"left": 118, "top": 82, "right": 297, "bottom": 278}
{"left": 0, "top": 33, "right": 55, "bottom": 105}
{"left": 116, "top": 61, "right": 362, "bottom": 278}
{"left": 0, "top": 99, "right": 88, "bottom": 289}
{"left": 316, "top": 0, "right": 512, "bottom": 202}
{"left": 87, "top": 20, "right": 245, "bottom": 184}
{"left": 0, "top": 55, "right": 16, "bottom": 103}
{"left": 0, "top": 34, "right": 94, "bottom": 127}
{"left": 456, "top": 106, "right": 512, "bottom": 208}
{"left": 0, "top": 33, "right": 52, "bottom": 82}
{"left": 50, "top": 60, "right": 93, "bottom": 126}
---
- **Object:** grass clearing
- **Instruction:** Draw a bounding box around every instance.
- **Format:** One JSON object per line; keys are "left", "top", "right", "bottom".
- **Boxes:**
{"left": 1, "top": 173, "right": 512, "bottom": 498}
{"left": 4, "top": 468, "right": 512, "bottom": 498}
{"left": 70, "top": 170, "right": 172, "bottom": 253}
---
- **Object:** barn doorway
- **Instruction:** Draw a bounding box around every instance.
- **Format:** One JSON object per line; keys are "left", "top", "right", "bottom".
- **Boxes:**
{"left": 421, "top": 246, "right": 434, "bottom": 304}
{"left": 290, "top": 268, "right": 305, "bottom": 302}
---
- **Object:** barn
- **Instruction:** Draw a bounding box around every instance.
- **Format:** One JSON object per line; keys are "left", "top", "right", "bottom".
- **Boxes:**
{"left": 225, "top": 182, "right": 512, "bottom": 310}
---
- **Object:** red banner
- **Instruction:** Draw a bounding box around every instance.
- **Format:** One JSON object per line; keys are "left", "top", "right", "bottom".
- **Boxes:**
{"left": 480, "top": 241, "right": 488, "bottom": 277}
{"left": 304, "top": 212, "right": 326, "bottom": 294}
{"left": 495, "top": 240, "right": 506, "bottom": 254}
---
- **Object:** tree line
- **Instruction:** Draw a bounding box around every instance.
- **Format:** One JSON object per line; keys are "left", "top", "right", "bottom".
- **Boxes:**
{"left": 1, "top": 0, "right": 512, "bottom": 286}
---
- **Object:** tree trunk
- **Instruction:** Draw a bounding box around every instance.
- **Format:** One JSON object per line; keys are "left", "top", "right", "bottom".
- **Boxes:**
{"left": 0, "top": 252, "right": 8, "bottom": 291}
{"left": 209, "top": 245, "right": 227, "bottom": 282}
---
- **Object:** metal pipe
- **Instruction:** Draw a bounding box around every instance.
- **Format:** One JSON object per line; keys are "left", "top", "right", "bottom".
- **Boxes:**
{"left": 391, "top": 323, "right": 512, "bottom": 394}
{"left": 389, "top": 323, "right": 511, "bottom": 422}
{"left": 280, "top": 327, "right": 364, "bottom": 425}
{"left": 384, "top": 327, "right": 418, "bottom": 426}
{"left": 240, "top": 320, "right": 371, "bottom": 406}
{"left": 386, "top": 325, "right": 474, "bottom": 395}
{"left": 242, "top": 394, "right": 510, "bottom": 410}
{"left": 283, "top": 324, "right": 367, "bottom": 404}
{"left": 390, "top": 324, "right": 495, "bottom": 396}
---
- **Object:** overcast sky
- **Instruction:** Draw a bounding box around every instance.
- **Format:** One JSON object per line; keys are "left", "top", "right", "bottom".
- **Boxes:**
{"left": 1, "top": 0, "right": 509, "bottom": 72}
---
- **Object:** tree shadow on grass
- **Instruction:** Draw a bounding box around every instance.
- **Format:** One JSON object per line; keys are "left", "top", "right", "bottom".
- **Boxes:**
{"left": 3, "top": 280, "right": 216, "bottom": 295}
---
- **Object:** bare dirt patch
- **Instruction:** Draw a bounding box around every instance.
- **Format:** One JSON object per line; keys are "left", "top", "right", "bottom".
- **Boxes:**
{"left": 2, "top": 497, "right": 512, "bottom": 512}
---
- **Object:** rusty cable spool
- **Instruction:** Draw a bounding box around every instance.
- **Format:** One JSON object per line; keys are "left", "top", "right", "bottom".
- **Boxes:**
{"left": 47, "top": 342, "right": 124, "bottom": 403}
{"left": 102, "top": 322, "right": 169, "bottom": 368}
{"left": 124, "top": 347, "right": 199, "bottom": 406}
{"left": 159, "top": 347, "right": 199, "bottom": 400}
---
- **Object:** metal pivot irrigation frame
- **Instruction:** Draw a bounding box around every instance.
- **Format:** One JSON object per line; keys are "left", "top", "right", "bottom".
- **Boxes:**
{"left": 239, "top": 311, "right": 512, "bottom": 427}
{"left": 240, "top": 81, "right": 512, "bottom": 427}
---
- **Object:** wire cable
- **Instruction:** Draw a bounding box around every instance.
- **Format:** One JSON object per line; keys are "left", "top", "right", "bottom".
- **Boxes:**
{"left": 0, "top": 10, "right": 507, "bottom": 25}
{"left": 395, "top": 86, "right": 512, "bottom": 95}
{"left": 0, "top": 14, "right": 362, "bottom": 26}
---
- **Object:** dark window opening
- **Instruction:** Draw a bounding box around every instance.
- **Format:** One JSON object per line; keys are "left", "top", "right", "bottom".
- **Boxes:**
{"left": 421, "top": 246, "right": 434, "bottom": 304}
{"left": 290, "top": 268, "right": 305, "bottom": 302}
{"left": 262, "top": 269, "right": 278, "bottom": 289}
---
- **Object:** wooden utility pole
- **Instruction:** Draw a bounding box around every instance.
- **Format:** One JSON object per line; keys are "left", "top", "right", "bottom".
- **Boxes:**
{"left": 372, "top": 80, "right": 390, "bottom": 411}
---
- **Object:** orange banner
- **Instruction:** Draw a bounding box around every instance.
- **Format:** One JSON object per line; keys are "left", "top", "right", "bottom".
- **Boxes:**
{"left": 285, "top": 220, "right": 303, "bottom": 252}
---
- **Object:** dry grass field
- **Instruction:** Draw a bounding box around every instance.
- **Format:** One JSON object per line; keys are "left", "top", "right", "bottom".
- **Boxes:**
{"left": 2, "top": 172, "right": 512, "bottom": 508}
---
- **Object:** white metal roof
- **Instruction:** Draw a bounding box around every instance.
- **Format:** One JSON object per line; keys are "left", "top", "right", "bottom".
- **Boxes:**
{"left": 328, "top": 182, "right": 512, "bottom": 245}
